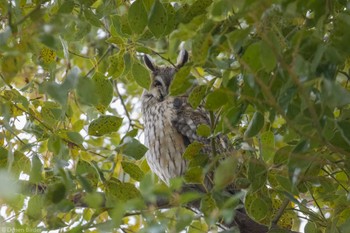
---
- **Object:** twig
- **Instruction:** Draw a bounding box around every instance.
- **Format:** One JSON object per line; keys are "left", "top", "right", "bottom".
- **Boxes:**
{"left": 149, "top": 49, "right": 177, "bottom": 68}
{"left": 85, "top": 45, "right": 114, "bottom": 78}
{"left": 68, "top": 50, "right": 93, "bottom": 59}
{"left": 209, "top": 111, "right": 217, "bottom": 157}
{"left": 308, "top": 186, "right": 326, "bottom": 220}
{"left": 321, "top": 168, "right": 349, "bottom": 193}
{"left": 115, "top": 83, "right": 133, "bottom": 130}
{"left": 0, "top": 96, "right": 54, "bottom": 133}
{"left": 0, "top": 73, "right": 14, "bottom": 89}
{"left": 271, "top": 198, "right": 290, "bottom": 226}
{"left": 11, "top": 1, "right": 42, "bottom": 28}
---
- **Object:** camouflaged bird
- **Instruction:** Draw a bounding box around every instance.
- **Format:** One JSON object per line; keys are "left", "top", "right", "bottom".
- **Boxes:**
{"left": 141, "top": 50, "right": 230, "bottom": 188}
{"left": 141, "top": 50, "right": 270, "bottom": 233}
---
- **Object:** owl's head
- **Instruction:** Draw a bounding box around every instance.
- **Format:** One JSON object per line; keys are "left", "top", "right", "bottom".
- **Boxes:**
{"left": 143, "top": 50, "right": 189, "bottom": 102}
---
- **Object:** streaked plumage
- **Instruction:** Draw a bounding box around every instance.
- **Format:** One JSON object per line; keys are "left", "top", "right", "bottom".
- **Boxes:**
{"left": 141, "top": 50, "right": 229, "bottom": 187}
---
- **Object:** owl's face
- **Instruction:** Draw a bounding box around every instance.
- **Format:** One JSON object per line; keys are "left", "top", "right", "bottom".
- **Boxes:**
{"left": 143, "top": 50, "right": 188, "bottom": 102}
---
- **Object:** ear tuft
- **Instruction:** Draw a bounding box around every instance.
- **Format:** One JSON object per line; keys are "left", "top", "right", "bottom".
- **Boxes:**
{"left": 144, "top": 54, "right": 156, "bottom": 71}
{"left": 176, "top": 50, "right": 189, "bottom": 68}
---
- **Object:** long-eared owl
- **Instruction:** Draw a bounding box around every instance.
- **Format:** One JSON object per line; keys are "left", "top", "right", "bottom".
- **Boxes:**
{"left": 141, "top": 50, "right": 230, "bottom": 187}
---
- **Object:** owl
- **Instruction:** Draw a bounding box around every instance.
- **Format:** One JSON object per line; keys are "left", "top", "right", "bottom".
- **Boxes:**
{"left": 141, "top": 50, "right": 229, "bottom": 188}
{"left": 141, "top": 51, "right": 269, "bottom": 233}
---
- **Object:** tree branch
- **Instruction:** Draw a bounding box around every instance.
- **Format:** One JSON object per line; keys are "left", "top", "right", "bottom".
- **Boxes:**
{"left": 271, "top": 198, "right": 290, "bottom": 226}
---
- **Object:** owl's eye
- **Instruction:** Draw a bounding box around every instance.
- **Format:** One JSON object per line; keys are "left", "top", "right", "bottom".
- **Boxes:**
{"left": 154, "top": 80, "right": 162, "bottom": 87}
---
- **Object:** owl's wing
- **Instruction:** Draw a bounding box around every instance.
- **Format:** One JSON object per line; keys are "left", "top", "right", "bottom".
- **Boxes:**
{"left": 171, "top": 97, "right": 210, "bottom": 146}
{"left": 171, "top": 96, "right": 230, "bottom": 154}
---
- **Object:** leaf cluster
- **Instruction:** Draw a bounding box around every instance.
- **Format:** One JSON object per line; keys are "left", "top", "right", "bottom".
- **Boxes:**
{"left": 1, "top": 0, "right": 350, "bottom": 232}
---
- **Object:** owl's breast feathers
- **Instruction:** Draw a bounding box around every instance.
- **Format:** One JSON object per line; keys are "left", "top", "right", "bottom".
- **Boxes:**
{"left": 142, "top": 97, "right": 188, "bottom": 184}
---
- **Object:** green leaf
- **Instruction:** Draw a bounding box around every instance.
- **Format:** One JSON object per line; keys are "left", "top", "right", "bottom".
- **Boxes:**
{"left": 128, "top": 0, "right": 148, "bottom": 34}
{"left": 189, "top": 85, "right": 207, "bottom": 109}
{"left": 88, "top": 115, "right": 123, "bottom": 136}
{"left": 337, "top": 120, "right": 350, "bottom": 144}
{"left": 46, "top": 182, "right": 66, "bottom": 204}
{"left": 0, "top": 170, "right": 19, "bottom": 199}
{"left": 56, "top": 129, "right": 84, "bottom": 146}
{"left": 205, "top": 89, "right": 228, "bottom": 110}
{"left": 29, "top": 154, "right": 42, "bottom": 183}
{"left": 12, "top": 150, "right": 31, "bottom": 177}
{"left": 27, "top": 195, "right": 44, "bottom": 220}
{"left": 242, "top": 42, "right": 263, "bottom": 72}
{"left": 184, "top": 166, "right": 204, "bottom": 184}
{"left": 183, "top": 141, "right": 204, "bottom": 160}
{"left": 260, "top": 131, "right": 275, "bottom": 162}
{"left": 111, "top": 14, "right": 132, "bottom": 36}
{"left": 45, "top": 82, "right": 68, "bottom": 106}
{"left": 132, "top": 60, "right": 151, "bottom": 89}
{"left": 163, "top": 3, "right": 176, "bottom": 36}
{"left": 58, "top": 0, "right": 74, "bottom": 14}
{"left": 41, "top": 101, "right": 62, "bottom": 126}
{"left": 244, "top": 111, "right": 264, "bottom": 138}
{"left": 260, "top": 41, "right": 277, "bottom": 72}
{"left": 121, "top": 161, "right": 145, "bottom": 181}
{"left": 304, "top": 222, "right": 321, "bottom": 233}
{"left": 211, "top": 0, "right": 234, "bottom": 18}
{"left": 105, "top": 179, "right": 141, "bottom": 205}
{"left": 92, "top": 72, "right": 113, "bottom": 113}
{"left": 76, "top": 160, "right": 99, "bottom": 191}
{"left": 148, "top": 0, "right": 167, "bottom": 37}
{"left": 249, "top": 197, "right": 268, "bottom": 222}
{"left": 169, "top": 66, "right": 193, "bottom": 96}
{"left": 83, "top": 192, "right": 105, "bottom": 208}
{"left": 213, "top": 156, "right": 238, "bottom": 190}
{"left": 200, "top": 194, "right": 217, "bottom": 217}
{"left": 48, "top": 134, "right": 64, "bottom": 155}
{"left": 183, "top": 0, "right": 213, "bottom": 23}
{"left": 322, "top": 79, "right": 350, "bottom": 108}
{"left": 108, "top": 52, "right": 125, "bottom": 78}
{"left": 275, "top": 175, "right": 293, "bottom": 193}
{"left": 274, "top": 146, "right": 292, "bottom": 166}
{"left": 76, "top": 77, "right": 98, "bottom": 106}
{"left": 235, "top": 178, "right": 251, "bottom": 189}
{"left": 84, "top": 8, "right": 101, "bottom": 27}
{"left": 121, "top": 138, "right": 148, "bottom": 160}
{"left": 248, "top": 158, "right": 267, "bottom": 192}
{"left": 74, "top": 21, "right": 91, "bottom": 40}
{"left": 0, "top": 147, "right": 8, "bottom": 169}
{"left": 192, "top": 33, "right": 211, "bottom": 65}
{"left": 196, "top": 124, "right": 211, "bottom": 138}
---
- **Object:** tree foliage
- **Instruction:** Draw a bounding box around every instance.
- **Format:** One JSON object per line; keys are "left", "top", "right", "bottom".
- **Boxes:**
{"left": 1, "top": 0, "right": 350, "bottom": 232}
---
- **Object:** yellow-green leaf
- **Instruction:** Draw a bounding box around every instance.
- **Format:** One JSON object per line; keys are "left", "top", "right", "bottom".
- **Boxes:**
{"left": 121, "top": 138, "right": 148, "bottom": 160}
{"left": 88, "top": 116, "right": 123, "bottom": 136}
{"left": 189, "top": 85, "right": 207, "bottom": 109}
{"left": 121, "top": 161, "right": 145, "bottom": 181}
{"left": 213, "top": 156, "right": 238, "bottom": 190}
{"left": 248, "top": 158, "right": 267, "bottom": 192}
{"left": 148, "top": 0, "right": 167, "bottom": 37}
{"left": 29, "top": 154, "right": 42, "bottom": 183}
{"left": 244, "top": 111, "right": 264, "bottom": 138}
{"left": 183, "top": 141, "right": 204, "bottom": 160}
{"left": 169, "top": 66, "right": 193, "bottom": 96}
{"left": 196, "top": 124, "right": 211, "bottom": 138}
{"left": 249, "top": 197, "right": 268, "bottom": 222}
{"left": 128, "top": 0, "right": 148, "bottom": 34}
{"left": 26, "top": 195, "right": 44, "bottom": 220}
{"left": 92, "top": 72, "right": 113, "bottom": 113}
{"left": 260, "top": 131, "right": 275, "bottom": 162}
{"left": 205, "top": 89, "right": 228, "bottom": 110}
{"left": 132, "top": 60, "right": 151, "bottom": 89}
{"left": 184, "top": 166, "right": 204, "bottom": 184}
